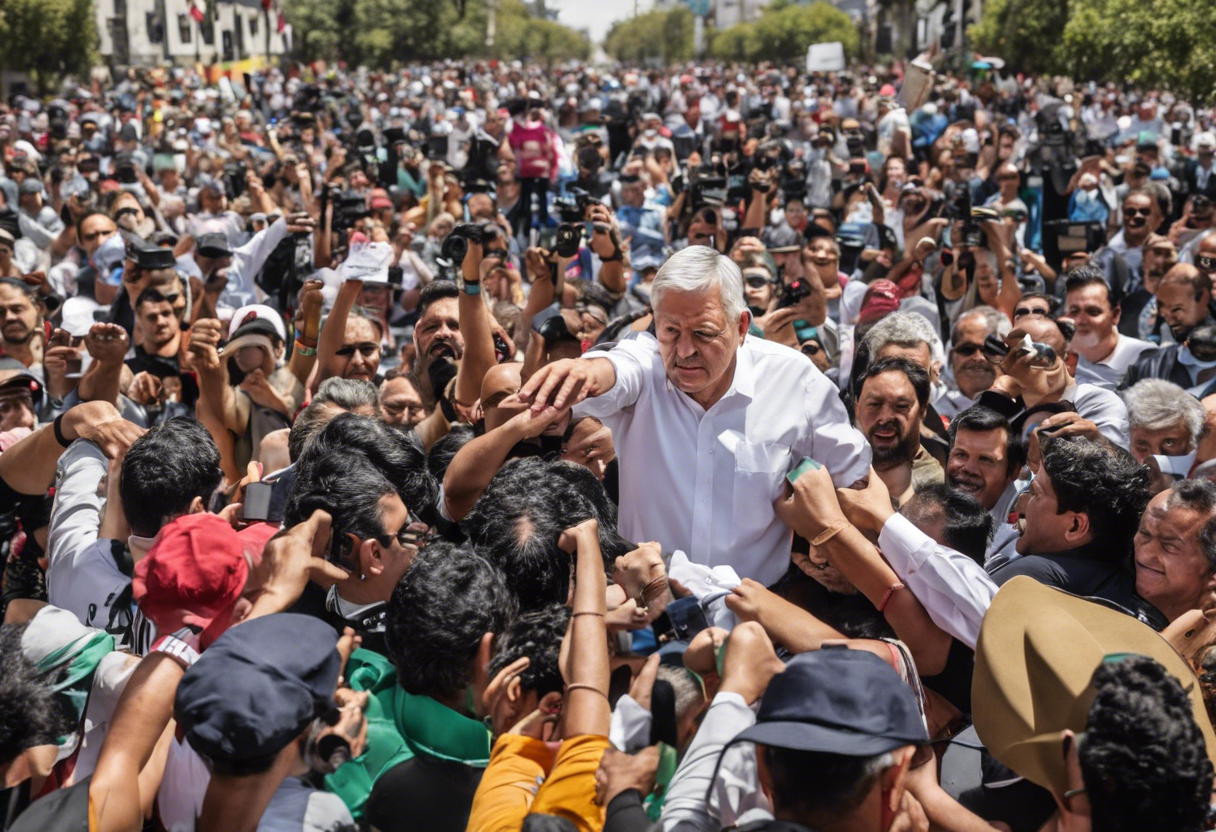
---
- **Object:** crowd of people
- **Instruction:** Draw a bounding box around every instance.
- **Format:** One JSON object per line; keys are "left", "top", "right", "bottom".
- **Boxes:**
{"left": 4, "top": 54, "right": 1216, "bottom": 832}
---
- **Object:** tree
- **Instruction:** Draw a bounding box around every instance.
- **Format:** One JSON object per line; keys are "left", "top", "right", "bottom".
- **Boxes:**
{"left": 0, "top": 0, "right": 97, "bottom": 91}
{"left": 604, "top": 7, "right": 694, "bottom": 63}
{"left": 972, "top": 0, "right": 1216, "bottom": 101}
{"left": 709, "top": 2, "right": 859, "bottom": 63}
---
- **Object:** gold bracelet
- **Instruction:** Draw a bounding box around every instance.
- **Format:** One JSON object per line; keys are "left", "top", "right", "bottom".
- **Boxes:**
{"left": 811, "top": 519, "right": 851, "bottom": 547}
{"left": 565, "top": 682, "right": 608, "bottom": 697}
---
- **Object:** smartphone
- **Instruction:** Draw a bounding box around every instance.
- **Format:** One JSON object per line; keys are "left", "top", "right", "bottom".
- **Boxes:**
{"left": 243, "top": 481, "right": 274, "bottom": 523}
{"left": 653, "top": 596, "right": 709, "bottom": 643}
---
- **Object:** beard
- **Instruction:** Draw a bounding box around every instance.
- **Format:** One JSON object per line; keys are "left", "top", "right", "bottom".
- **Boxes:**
{"left": 866, "top": 420, "right": 916, "bottom": 470}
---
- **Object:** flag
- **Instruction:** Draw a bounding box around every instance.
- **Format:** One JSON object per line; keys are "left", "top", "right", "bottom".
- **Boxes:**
{"left": 189, "top": 2, "right": 204, "bottom": 22}
{"left": 261, "top": 0, "right": 271, "bottom": 9}
{"left": 276, "top": 5, "right": 286, "bottom": 32}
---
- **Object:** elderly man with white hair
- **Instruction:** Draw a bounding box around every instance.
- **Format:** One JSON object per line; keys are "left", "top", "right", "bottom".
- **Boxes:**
{"left": 1123, "top": 378, "right": 1207, "bottom": 465}
{"left": 519, "top": 245, "right": 870, "bottom": 584}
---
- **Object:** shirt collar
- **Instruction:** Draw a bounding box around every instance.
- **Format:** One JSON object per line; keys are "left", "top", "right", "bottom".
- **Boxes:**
{"left": 391, "top": 688, "right": 491, "bottom": 767}
{"left": 731, "top": 337, "right": 757, "bottom": 401}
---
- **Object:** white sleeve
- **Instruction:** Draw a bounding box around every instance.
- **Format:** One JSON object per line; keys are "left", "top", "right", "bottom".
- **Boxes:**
{"left": 804, "top": 373, "right": 872, "bottom": 488}
{"left": 662, "top": 692, "right": 763, "bottom": 832}
{"left": 609, "top": 694, "right": 654, "bottom": 752}
{"left": 571, "top": 335, "right": 656, "bottom": 420}
{"left": 229, "top": 218, "right": 289, "bottom": 301}
{"left": 877, "top": 512, "right": 997, "bottom": 650}
{"left": 46, "top": 441, "right": 128, "bottom": 626}
{"left": 1074, "top": 385, "right": 1130, "bottom": 449}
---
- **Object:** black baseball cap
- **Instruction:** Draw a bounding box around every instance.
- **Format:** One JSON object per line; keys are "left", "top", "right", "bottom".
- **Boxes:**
{"left": 174, "top": 613, "right": 341, "bottom": 766}
{"left": 196, "top": 232, "right": 233, "bottom": 259}
{"left": 125, "top": 237, "right": 177, "bottom": 271}
{"left": 730, "top": 649, "right": 928, "bottom": 757}
{"left": 0, "top": 371, "right": 43, "bottom": 410}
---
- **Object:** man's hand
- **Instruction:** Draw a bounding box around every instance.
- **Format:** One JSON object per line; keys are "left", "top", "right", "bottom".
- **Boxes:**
{"left": 595, "top": 747, "right": 661, "bottom": 808}
{"left": 239, "top": 368, "right": 290, "bottom": 415}
{"left": 85, "top": 322, "right": 129, "bottom": 365}
{"left": 1034, "top": 411, "right": 1101, "bottom": 442}
{"left": 63, "top": 400, "right": 145, "bottom": 458}
{"left": 43, "top": 343, "right": 82, "bottom": 399}
{"left": 587, "top": 204, "right": 624, "bottom": 260}
{"left": 835, "top": 467, "right": 897, "bottom": 536}
{"left": 756, "top": 307, "right": 800, "bottom": 349}
{"left": 1000, "top": 329, "right": 1069, "bottom": 405}
{"left": 613, "top": 541, "right": 668, "bottom": 614}
{"left": 773, "top": 462, "right": 849, "bottom": 541}
{"left": 519, "top": 358, "right": 608, "bottom": 413}
{"left": 888, "top": 788, "right": 930, "bottom": 832}
{"left": 245, "top": 510, "right": 350, "bottom": 615}
{"left": 718, "top": 621, "right": 784, "bottom": 705}
{"left": 557, "top": 518, "right": 600, "bottom": 554}
{"left": 629, "top": 653, "right": 661, "bottom": 711}
{"left": 724, "top": 578, "right": 777, "bottom": 624}
{"left": 127, "top": 371, "right": 163, "bottom": 407}
{"left": 285, "top": 211, "right": 315, "bottom": 235}
{"left": 499, "top": 394, "right": 571, "bottom": 440}
{"left": 188, "top": 318, "right": 225, "bottom": 372}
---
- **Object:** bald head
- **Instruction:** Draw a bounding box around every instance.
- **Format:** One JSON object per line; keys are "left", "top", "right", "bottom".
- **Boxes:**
{"left": 482, "top": 362, "right": 523, "bottom": 432}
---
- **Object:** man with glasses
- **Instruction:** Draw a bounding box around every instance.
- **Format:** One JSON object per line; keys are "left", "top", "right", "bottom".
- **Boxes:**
{"left": 939, "top": 306, "right": 1010, "bottom": 420}
{"left": 1065, "top": 268, "right": 1157, "bottom": 390}
{"left": 379, "top": 371, "right": 426, "bottom": 428}
{"left": 1108, "top": 190, "right": 1159, "bottom": 280}
{"left": 70, "top": 211, "right": 121, "bottom": 306}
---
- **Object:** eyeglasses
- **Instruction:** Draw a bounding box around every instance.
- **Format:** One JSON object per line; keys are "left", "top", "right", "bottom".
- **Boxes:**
{"left": 1197, "top": 254, "right": 1216, "bottom": 273}
{"left": 335, "top": 342, "right": 380, "bottom": 357}
{"left": 800, "top": 342, "right": 822, "bottom": 356}
{"left": 1125, "top": 207, "right": 1153, "bottom": 217}
{"left": 380, "top": 510, "right": 431, "bottom": 551}
{"left": 744, "top": 276, "right": 772, "bottom": 288}
{"left": 1013, "top": 306, "right": 1050, "bottom": 319}
{"left": 953, "top": 342, "right": 984, "bottom": 357}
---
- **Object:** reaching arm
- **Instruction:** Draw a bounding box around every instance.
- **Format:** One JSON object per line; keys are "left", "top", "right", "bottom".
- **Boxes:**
{"left": 289, "top": 278, "right": 324, "bottom": 386}
{"left": 314, "top": 277, "right": 362, "bottom": 394}
{"left": 0, "top": 401, "right": 141, "bottom": 495}
{"left": 77, "top": 323, "right": 130, "bottom": 406}
{"left": 562, "top": 519, "right": 611, "bottom": 737}
{"left": 443, "top": 401, "right": 571, "bottom": 521}
{"left": 454, "top": 242, "right": 500, "bottom": 411}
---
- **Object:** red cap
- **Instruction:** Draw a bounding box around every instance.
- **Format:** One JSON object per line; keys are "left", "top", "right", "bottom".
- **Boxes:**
{"left": 133, "top": 513, "right": 250, "bottom": 644}
{"left": 879, "top": 83, "right": 898, "bottom": 97}
{"left": 858, "top": 280, "right": 903, "bottom": 326}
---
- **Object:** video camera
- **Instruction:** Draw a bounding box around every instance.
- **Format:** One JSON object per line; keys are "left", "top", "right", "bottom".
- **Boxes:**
{"left": 549, "top": 187, "right": 596, "bottom": 258}
{"left": 331, "top": 190, "right": 370, "bottom": 233}
{"left": 947, "top": 188, "right": 987, "bottom": 248}
{"left": 777, "top": 278, "right": 813, "bottom": 310}
{"left": 438, "top": 222, "right": 487, "bottom": 268}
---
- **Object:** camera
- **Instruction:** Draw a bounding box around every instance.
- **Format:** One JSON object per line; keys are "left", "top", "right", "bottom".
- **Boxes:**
{"left": 553, "top": 223, "right": 583, "bottom": 258}
{"left": 331, "top": 191, "right": 369, "bottom": 232}
{"left": 114, "top": 153, "right": 139, "bottom": 185}
{"left": 438, "top": 222, "right": 487, "bottom": 267}
{"left": 777, "top": 278, "right": 812, "bottom": 310}
{"left": 948, "top": 188, "right": 988, "bottom": 248}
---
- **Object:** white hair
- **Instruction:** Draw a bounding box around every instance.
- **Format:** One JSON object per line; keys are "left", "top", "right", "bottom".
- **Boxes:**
{"left": 864, "top": 311, "right": 945, "bottom": 369}
{"left": 953, "top": 305, "right": 1011, "bottom": 345}
{"left": 650, "top": 245, "right": 747, "bottom": 324}
{"left": 1123, "top": 378, "right": 1206, "bottom": 441}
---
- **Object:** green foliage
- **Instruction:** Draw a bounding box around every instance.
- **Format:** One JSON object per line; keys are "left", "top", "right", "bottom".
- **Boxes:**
{"left": 709, "top": 2, "right": 859, "bottom": 64}
{"left": 603, "top": 7, "right": 694, "bottom": 63}
{"left": 971, "top": 0, "right": 1216, "bottom": 101}
{"left": 0, "top": 0, "right": 98, "bottom": 88}
{"left": 284, "top": 0, "right": 588, "bottom": 66}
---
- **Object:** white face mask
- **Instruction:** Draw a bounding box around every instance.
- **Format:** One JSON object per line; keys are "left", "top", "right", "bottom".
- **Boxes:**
{"left": 1071, "top": 331, "right": 1101, "bottom": 351}
{"left": 93, "top": 231, "right": 125, "bottom": 273}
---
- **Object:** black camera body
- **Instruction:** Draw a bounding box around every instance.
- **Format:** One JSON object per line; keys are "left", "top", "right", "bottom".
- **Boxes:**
{"left": 777, "top": 278, "right": 812, "bottom": 310}
{"left": 553, "top": 223, "right": 583, "bottom": 258}
{"left": 331, "top": 191, "right": 369, "bottom": 232}
{"left": 439, "top": 222, "right": 487, "bottom": 267}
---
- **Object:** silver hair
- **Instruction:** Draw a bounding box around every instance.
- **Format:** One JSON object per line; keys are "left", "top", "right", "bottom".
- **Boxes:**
{"left": 863, "top": 311, "right": 945, "bottom": 368}
{"left": 655, "top": 665, "right": 706, "bottom": 722}
{"left": 315, "top": 377, "right": 382, "bottom": 415}
{"left": 1123, "top": 378, "right": 1205, "bottom": 441}
{"left": 952, "top": 305, "right": 1011, "bottom": 346}
{"left": 651, "top": 245, "right": 747, "bottom": 324}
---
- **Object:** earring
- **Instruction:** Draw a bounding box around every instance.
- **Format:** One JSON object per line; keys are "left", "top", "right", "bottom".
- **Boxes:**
{"left": 359, "top": 573, "right": 366, "bottom": 582}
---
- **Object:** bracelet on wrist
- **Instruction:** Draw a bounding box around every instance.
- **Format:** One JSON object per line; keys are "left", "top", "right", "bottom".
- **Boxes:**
{"left": 294, "top": 340, "right": 317, "bottom": 357}
{"left": 53, "top": 412, "right": 73, "bottom": 448}
{"left": 462, "top": 281, "right": 481, "bottom": 295}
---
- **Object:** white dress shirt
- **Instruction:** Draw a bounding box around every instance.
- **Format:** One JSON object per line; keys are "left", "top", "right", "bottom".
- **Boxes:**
{"left": 878, "top": 513, "right": 998, "bottom": 650}
{"left": 1069, "top": 381, "right": 1131, "bottom": 448}
{"left": 574, "top": 333, "right": 871, "bottom": 586}
{"left": 1074, "top": 335, "right": 1157, "bottom": 390}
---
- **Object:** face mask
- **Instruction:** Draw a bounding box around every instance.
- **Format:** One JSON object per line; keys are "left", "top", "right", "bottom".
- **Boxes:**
{"left": 93, "top": 231, "right": 126, "bottom": 273}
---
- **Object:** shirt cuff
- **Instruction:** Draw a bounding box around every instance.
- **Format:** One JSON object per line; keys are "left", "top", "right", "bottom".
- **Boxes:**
{"left": 877, "top": 512, "right": 932, "bottom": 576}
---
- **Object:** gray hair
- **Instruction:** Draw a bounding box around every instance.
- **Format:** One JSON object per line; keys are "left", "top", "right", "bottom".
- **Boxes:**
{"left": 315, "top": 377, "right": 382, "bottom": 414}
{"left": 863, "top": 311, "right": 945, "bottom": 369}
{"left": 1123, "top": 379, "right": 1205, "bottom": 442}
{"left": 952, "top": 305, "right": 1011, "bottom": 346}
{"left": 655, "top": 665, "right": 706, "bottom": 722}
{"left": 650, "top": 245, "right": 747, "bottom": 324}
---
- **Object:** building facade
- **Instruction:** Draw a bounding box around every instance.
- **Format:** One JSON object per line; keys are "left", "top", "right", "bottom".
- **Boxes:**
{"left": 95, "top": 0, "right": 288, "bottom": 67}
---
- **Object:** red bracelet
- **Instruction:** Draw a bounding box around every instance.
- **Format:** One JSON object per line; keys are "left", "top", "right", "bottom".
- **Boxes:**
{"left": 878, "top": 582, "right": 906, "bottom": 613}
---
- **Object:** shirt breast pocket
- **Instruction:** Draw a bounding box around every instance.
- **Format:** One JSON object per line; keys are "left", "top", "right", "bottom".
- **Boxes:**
{"left": 732, "top": 440, "right": 791, "bottom": 535}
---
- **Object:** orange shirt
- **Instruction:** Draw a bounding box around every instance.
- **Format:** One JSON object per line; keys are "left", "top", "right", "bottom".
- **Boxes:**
{"left": 528, "top": 734, "right": 611, "bottom": 832}
{"left": 467, "top": 734, "right": 556, "bottom": 832}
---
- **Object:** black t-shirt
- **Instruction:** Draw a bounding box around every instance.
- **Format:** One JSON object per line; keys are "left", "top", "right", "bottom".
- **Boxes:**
{"left": 990, "top": 546, "right": 1167, "bottom": 630}
{"left": 366, "top": 754, "right": 483, "bottom": 832}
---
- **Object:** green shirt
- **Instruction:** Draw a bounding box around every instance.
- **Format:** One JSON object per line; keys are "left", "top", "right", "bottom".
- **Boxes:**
{"left": 324, "top": 648, "right": 491, "bottom": 821}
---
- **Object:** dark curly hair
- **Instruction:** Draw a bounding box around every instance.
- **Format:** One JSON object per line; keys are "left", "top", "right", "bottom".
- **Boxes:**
{"left": 0, "top": 624, "right": 75, "bottom": 766}
{"left": 384, "top": 541, "right": 517, "bottom": 701}
{"left": 487, "top": 603, "right": 570, "bottom": 699}
{"left": 461, "top": 457, "right": 630, "bottom": 610}
{"left": 1040, "top": 436, "right": 1150, "bottom": 563}
{"left": 1080, "top": 654, "right": 1214, "bottom": 832}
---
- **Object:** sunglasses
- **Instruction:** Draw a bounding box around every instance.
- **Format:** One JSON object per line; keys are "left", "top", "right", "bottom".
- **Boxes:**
{"left": 953, "top": 342, "right": 984, "bottom": 357}
{"left": 1013, "top": 307, "right": 1050, "bottom": 319}
{"left": 380, "top": 510, "right": 431, "bottom": 551}
{"left": 335, "top": 342, "right": 380, "bottom": 358}
{"left": 800, "top": 342, "right": 822, "bottom": 356}
{"left": 744, "top": 276, "right": 772, "bottom": 288}
{"left": 1197, "top": 254, "right": 1216, "bottom": 273}
{"left": 1125, "top": 207, "right": 1153, "bottom": 217}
